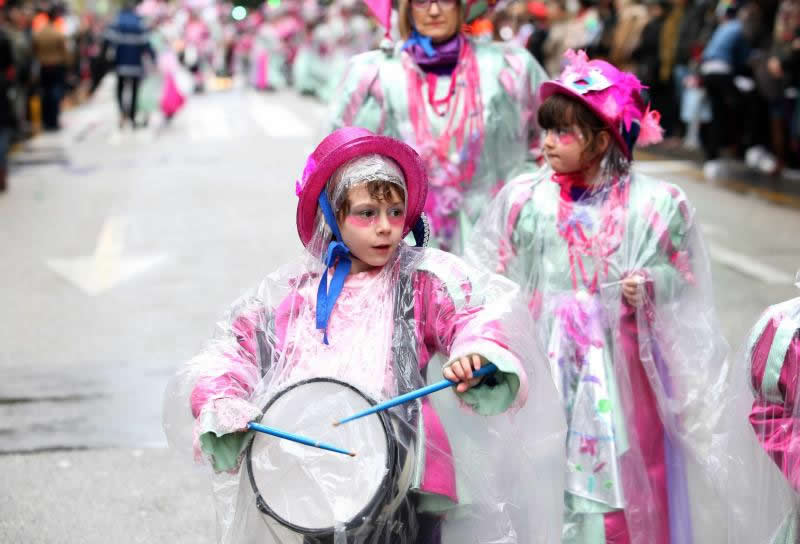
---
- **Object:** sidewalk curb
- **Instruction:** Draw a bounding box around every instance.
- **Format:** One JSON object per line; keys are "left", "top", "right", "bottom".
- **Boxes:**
{"left": 636, "top": 147, "right": 800, "bottom": 209}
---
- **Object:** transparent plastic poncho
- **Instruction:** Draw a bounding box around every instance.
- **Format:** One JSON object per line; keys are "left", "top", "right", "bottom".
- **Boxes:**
{"left": 464, "top": 151, "right": 731, "bottom": 544}
{"left": 725, "top": 272, "right": 800, "bottom": 544}
{"left": 163, "top": 154, "right": 567, "bottom": 544}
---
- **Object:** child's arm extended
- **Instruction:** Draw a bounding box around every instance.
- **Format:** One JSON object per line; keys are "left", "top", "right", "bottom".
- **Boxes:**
{"left": 416, "top": 261, "right": 530, "bottom": 416}
{"left": 187, "top": 298, "right": 272, "bottom": 472}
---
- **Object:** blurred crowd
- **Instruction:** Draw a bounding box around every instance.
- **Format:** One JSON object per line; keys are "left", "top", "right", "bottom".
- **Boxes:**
{"left": 1, "top": 0, "right": 799, "bottom": 193}
{"left": 483, "top": 0, "right": 800, "bottom": 177}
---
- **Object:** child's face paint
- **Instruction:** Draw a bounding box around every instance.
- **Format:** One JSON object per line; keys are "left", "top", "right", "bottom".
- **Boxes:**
{"left": 339, "top": 185, "right": 406, "bottom": 274}
{"left": 542, "top": 126, "right": 588, "bottom": 173}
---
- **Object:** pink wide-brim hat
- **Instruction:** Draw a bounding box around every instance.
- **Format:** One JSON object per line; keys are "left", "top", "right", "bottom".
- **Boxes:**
{"left": 296, "top": 127, "right": 429, "bottom": 248}
{"left": 539, "top": 50, "right": 663, "bottom": 159}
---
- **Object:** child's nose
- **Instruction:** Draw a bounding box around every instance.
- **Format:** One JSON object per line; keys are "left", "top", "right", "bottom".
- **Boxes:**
{"left": 376, "top": 212, "right": 391, "bottom": 232}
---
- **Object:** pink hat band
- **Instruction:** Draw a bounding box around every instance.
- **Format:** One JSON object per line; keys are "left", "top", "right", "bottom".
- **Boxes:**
{"left": 295, "top": 127, "right": 429, "bottom": 248}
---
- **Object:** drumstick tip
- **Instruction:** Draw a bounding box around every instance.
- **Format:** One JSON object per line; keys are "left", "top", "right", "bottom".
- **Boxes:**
{"left": 348, "top": 452, "right": 356, "bottom": 457}
{"left": 332, "top": 421, "right": 340, "bottom": 427}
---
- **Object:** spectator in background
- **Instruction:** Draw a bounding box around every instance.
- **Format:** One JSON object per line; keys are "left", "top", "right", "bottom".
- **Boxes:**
{"left": 542, "top": 0, "right": 603, "bottom": 75}
{"left": 699, "top": 1, "right": 753, "bottom": 164}
{"left": 656, "top": 0, "right": 687, "bottom": 140}
{"left": 673, "top": 0, "right": 716, "bottom": 138}
{"left": 32, "top": 6, "right": 69, "bottom": 131}
{"left": 632, "top": 0, "right": 667, "bottom": 103}
{"left": 525, "top": 0, "right": 551, "bottom": 65}
{"left": 1, "top": 17, "right": 17, "bottom": 192}
{"left": 609, "top": 0, "right": 650, "bottom": 72}
{"left": 761, "top": 0, "right": 800, "bottom": 175}
{"left": 103, "top": 1, "right": 154, "bottom": 128}
{"left": 6, "top": 3, "right": 34, "bottom": 139}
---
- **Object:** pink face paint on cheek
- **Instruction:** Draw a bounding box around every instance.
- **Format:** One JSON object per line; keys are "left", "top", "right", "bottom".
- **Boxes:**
{"left": 556, "top": 132, "right": 578, "bottom": 145}
{"left": 387, "top": 213, "right": 405, "bottom": 227}
{"left": 345, "top": 215, "right": 375, "bottom": 228}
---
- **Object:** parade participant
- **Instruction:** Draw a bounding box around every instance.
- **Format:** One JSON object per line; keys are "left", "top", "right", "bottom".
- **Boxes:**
{"left": 725, "top": 276, "right": 800, "bottom": 544}
{"left": 465, "top": 50, "right": 730, "bottom": 543}
{"left": 330, "top": 0, "right": 548, "bottom": 253}
{"left": 250, "top": 20, "right": 289, "bottom": 91}
{"left": 104, "top": 0, "right": 156, "bottom": 129}
{"left": 163, "top": 127, "right": 566, "bottom": 544}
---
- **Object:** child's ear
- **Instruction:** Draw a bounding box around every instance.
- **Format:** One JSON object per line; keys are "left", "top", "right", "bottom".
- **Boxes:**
{"left": 596, "top": 131, "right": 611, "bottom": 155}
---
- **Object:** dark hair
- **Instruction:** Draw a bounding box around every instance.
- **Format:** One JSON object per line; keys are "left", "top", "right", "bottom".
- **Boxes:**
{"left": 336, "top": 180, "right": 405, "bottom": 219}
{"left": 538, "top": 93, "right": 610, "bottom": 155}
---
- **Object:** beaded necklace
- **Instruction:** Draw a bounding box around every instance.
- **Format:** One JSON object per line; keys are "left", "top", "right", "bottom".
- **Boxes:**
{"left": 554, "top": 171, "right": 630, "bottom": 293}
{"left": 405, "top": 39, "right": 485, "bottom": 194}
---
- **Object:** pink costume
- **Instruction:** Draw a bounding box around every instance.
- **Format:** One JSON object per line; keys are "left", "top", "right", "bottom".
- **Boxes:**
{"left": 731, "top": 291, "right": 800, "bottom": 544}
{"left": 466, "top": 51, "right": 729, "bottom": 544}
{"left": 163, "top": 128, "right": 567, "bottom": 544}
{"left": 188, "top": 262, "right": 528, "bottom": 502}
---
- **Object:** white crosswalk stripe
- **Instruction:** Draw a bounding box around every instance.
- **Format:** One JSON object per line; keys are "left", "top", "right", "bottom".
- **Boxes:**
{"left": 247, "top": 92, "right": 313, "bottom": 139}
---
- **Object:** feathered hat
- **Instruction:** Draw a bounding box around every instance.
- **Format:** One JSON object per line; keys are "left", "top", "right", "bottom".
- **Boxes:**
{"left": 539, "top": 49, "right": 664, "bottom": 159}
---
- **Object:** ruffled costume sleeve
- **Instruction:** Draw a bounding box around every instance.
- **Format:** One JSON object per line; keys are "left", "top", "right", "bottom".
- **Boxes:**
{"left": 164, "top": 290, "right": 274, "bottom": 473}
{"left": 413, "top": 261, "right": 528, "bottom": 416}
{"left": 329, "top": 50, "right": 388, "bottom": 134}
{"left": 630, "top": 181, "right": 696, "bottom": 306}
{"left": 748, "top": 305, "right": 800, "bottom": 492}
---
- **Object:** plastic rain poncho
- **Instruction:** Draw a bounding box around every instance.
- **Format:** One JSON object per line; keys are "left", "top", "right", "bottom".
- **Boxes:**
{"left": 329, "top": 38, "right": 548, "bottom": 253}
{"left": 163, "top": 154, "right": 567, "bottom": 544}
{"left": 464, "top": 158, "right": 730, "bottom": 544}
{"left": 725, "top": 273, "right": 800, "bottom": 544}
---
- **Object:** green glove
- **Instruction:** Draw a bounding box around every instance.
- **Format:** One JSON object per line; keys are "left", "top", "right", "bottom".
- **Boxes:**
{"left": 199, "top": 430, "right": 255, "bottom": 473}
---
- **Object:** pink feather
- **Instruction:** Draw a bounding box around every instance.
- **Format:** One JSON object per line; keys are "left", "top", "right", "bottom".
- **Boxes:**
{"left": 637, "top": 105, "right": 664, "bottom": 146}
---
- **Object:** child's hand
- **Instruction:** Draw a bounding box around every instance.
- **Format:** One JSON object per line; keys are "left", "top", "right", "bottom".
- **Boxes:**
{"left": 621, "top": 273, "right": 645, "bottom": 307}
{"left": 444, "top": 354, "right": 487, "bottom": 393}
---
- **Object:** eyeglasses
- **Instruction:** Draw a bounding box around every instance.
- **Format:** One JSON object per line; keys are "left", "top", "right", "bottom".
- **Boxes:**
{"left": 410, "top": 0, "right": 458, "bottom": 10}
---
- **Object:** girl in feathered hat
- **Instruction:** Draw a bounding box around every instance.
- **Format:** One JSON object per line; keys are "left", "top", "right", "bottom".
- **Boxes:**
{"left": 163, "top": 127, "right": 566, "bottom": 544}
{"left": 466, "top": 50, "right": 730, "bottom": 543}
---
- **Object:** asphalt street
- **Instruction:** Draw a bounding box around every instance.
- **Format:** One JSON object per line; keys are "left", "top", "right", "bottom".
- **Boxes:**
{"left": 1, "top": 77, "right": 798, "bottom": 543}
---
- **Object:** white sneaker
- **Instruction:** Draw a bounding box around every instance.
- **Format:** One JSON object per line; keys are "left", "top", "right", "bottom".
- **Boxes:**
{"left": 745, "top": 146, "right": 766, "bottom": 169}
{"left": 703, "top": 160, "right": 723, "bottom": 180}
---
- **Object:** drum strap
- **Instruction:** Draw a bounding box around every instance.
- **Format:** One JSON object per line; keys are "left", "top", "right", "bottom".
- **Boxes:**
{"left": 385, "top": 270, "right": 424, "bottom": 515}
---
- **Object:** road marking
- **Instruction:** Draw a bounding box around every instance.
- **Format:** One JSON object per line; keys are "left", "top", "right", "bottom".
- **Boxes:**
{"left": 188, "top": 104, "right": 233, "bottom": 141}
{"left": 248, "top": 93, "right": 312, "bottom": 139}
{"left": 707, "top": 241, "right": 795, "bottom": 285}
{"left": 46, "top": 216, "right": 166, "bottom": 296}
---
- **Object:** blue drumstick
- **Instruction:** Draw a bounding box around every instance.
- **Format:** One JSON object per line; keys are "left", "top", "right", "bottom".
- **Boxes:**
{"left": 334, "top": 363, "right": 498, "bottom": 426}
{"left": 247, "top": 422, "right": 356, "bottom": 457}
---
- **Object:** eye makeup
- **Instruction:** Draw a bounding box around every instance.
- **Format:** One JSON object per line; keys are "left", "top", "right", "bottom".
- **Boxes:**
{"left": 344, "top": 206, "right": 406, "bottom": 228}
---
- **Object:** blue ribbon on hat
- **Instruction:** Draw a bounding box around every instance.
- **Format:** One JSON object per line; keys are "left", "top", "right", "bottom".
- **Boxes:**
{"left": 402, "top": 29, "right": 436, "bottom": 58}
{"left": 315, "top": 192, "right": 352, "bottom": 344}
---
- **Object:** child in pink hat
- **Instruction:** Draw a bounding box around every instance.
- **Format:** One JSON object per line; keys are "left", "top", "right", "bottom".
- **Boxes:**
{"left": 466, "top": 50, "right": 730, "bottom": 543}
{"left": 722, "top": 275, "right": 800, "bottom": 544}
{"left": 164, "top": 127, "right": 566, "bottom": 544}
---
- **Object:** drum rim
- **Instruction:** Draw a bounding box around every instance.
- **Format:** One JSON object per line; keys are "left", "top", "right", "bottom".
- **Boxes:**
{"left": 245, "top": 377, "right": 398, "bottom": 538}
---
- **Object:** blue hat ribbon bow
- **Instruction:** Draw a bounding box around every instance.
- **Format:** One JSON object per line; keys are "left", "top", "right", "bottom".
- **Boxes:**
{"left": 315, "top": 192, "right": 352, "bottom": 344}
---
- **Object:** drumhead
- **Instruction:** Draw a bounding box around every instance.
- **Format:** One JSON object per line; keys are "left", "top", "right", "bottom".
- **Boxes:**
{"left": 246, "top": 378, "right": 395, "bottom": 536}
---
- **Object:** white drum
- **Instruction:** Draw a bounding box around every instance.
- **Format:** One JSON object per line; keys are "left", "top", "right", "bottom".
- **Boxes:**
{"left": 246, "top": 378, "right": 415, "bottom": 540}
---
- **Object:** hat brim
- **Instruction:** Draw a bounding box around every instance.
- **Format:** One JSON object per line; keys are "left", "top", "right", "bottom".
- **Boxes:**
{"left": 296, "top": 135, "right": 429, "bottom": 247}
{"left": 539, "top": 80, "right": 633, "bottom": 159}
